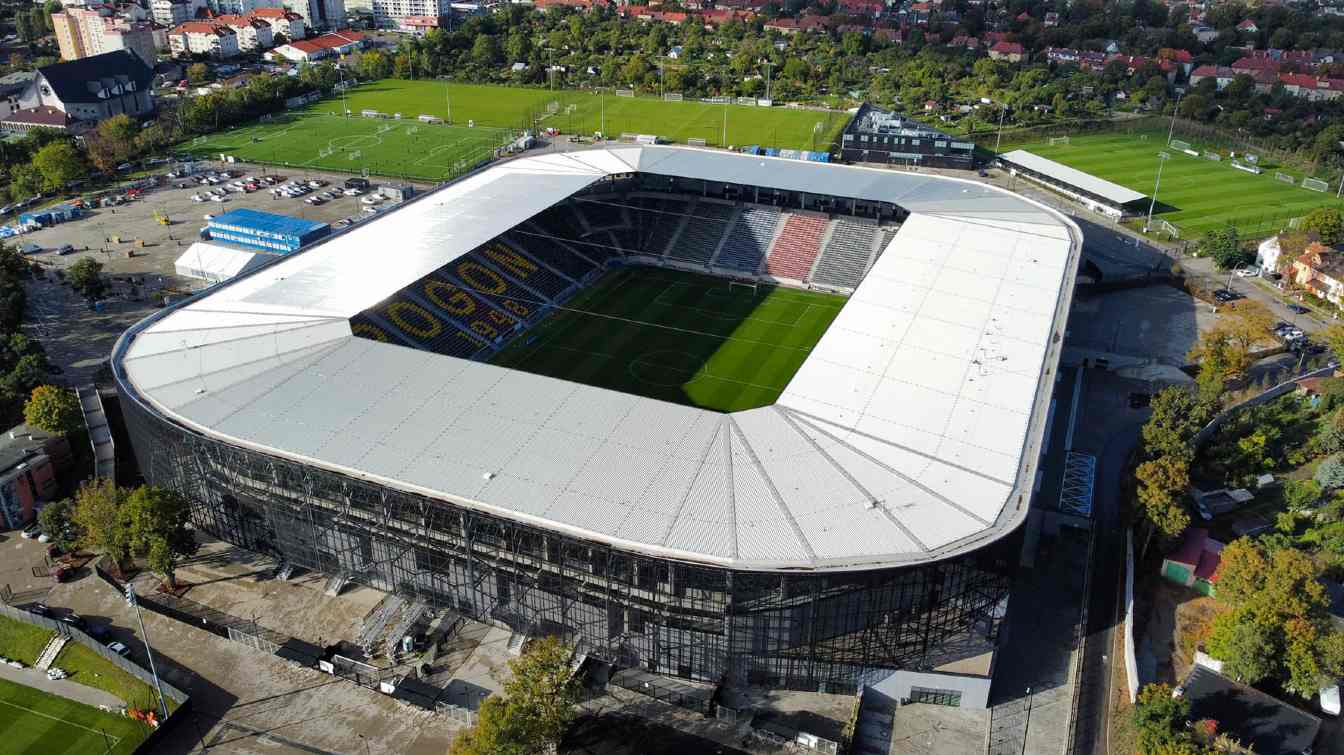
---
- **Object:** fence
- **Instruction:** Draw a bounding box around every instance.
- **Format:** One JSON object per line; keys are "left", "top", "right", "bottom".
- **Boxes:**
{"left": 436, "top": 700, "right": 477, "bottom": 725}
{"left": 322, "top": 653, "right": 384, "bottom": 690}
{"left": 1191, "top": 362, "right": 1340, "bottom": 448}
{"left": 227, "top": 625, "right": 279, "bottom": 655}
{"left": 1123, "top": 530, "right": 1139, "bottom": 703}
{"left": 607, "top": 667, "right": 713, "bottom": 715}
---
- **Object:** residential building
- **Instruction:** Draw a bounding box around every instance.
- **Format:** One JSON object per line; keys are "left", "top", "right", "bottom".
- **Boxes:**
{"left": 213, "top": 0, "right": 284, "bottom": 13}
{"left": 0, "top": 72, "right": 34, "bottom": 120}
{"left": 283, "top": 0, "right": 344, "bottom": 30}
{"left": 367, "top": 0, "right": 449, "bottom": 28}
{"left": 267, "top": 28, "right": 361, "bottom": 61}
{"left": 53, "top": 6, "right": 159, "bottom": 63}
{"left": 168, "top": 20, "right": 240, "bottom": 57}
{"left": 988, "top": 41, "right": 1025, "bottom": 62}
{"left": 1, "top": 51, "right": 153, "bottom": 134}
{"left": 1177, "top": 666, "right": 1321, "bottom": 755}
{"left": 251, "top": 7, "right": 307, "bottom": 39}
{"left": 51, "top": 10, "right": 89, "bottom": 59}
{"left": 839, "top": 102, "right": 974, "bottom": 169}
{"left": 151, "top": 0, "right": 200, "bottom": 25}
{"left": 396, "top": 14, "right": 440, "bottom": 34}
{"left": 217, "top": 14, "right": 274, "bottom": 49}
{"left": 1293, "top": 241, "right": 1344, "bottom": 306}
{"left": 0, "top": 424, "right": 72, "bottom": 530}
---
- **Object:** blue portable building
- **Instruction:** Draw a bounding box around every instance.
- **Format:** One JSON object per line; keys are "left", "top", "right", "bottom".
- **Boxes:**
{"left": 205, "top": 208, "right": 330, "bottom": 254}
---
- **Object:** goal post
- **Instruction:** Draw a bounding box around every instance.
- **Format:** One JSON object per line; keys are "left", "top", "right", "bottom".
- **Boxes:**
{"left": 615, "top": 89, "right": 635, "bottom": 98}
{"left": 349, "top": 149, "right": 362, "bottom": 160}
{"left": 663, "top": 92, "right": 683, "bottom": 102}
{"left": 1169, "top": 139, "right": 1192, "bottom": 151}
{"left": 1275, "top": 172, "right": 1296, "bottom": 185}
{"left": 1048, "top": 136, "right": 1070, "bottom": 146}
{"left": 1303, "top": 177, "right": 1329, "bottom": 192}
{"left": 728, "top": 280, "right": 759, "bottom": 296}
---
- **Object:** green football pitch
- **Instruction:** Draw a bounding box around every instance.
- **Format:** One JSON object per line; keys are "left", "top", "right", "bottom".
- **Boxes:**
{"left": 489, "top": 266, "right": 845, "bottom": 413}
{"left": 1001, "top": 131, "right": 1344, "bottom": 239}
{"left": 0, "top": 677, "right": 149, "bottom": 755}
{"left": 182, "top": 111, "right": 511, "bottom": 181}
{"left": 182, "top": 79, "right": 849, "bottom": 180}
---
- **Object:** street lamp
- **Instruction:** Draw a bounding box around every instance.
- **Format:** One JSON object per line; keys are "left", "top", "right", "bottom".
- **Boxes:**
{"left": 994, "top": 102, "right": 1008, "bottom": 153}
{"left": 124, "top": 583, "right": 170, "bottom": 722}
{"left": 1166, "top": 90, "right": 1183, "bottom": 146}
{"left": 1144, "top": 151, "right": 1171, "bottom": 232}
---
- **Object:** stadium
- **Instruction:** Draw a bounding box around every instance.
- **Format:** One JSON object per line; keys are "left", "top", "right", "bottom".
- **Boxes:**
{"left": 111, "top": 146, "right": 1082, "bottom": 706}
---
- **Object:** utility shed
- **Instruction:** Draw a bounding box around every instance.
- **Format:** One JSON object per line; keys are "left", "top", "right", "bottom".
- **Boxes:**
{"left": 205, "top": 208, "right": 329, "bottom": 253}
{"left": 174, "top": 242, "right": 271, "bottom": 284}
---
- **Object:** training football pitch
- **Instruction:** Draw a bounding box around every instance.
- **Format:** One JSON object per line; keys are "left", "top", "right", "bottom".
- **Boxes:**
{"left": 183, "top": 79, "right": 848, "bottom": 180}
{"left": 183, "top": 111, "right": 511, "bottom": 181}
{"left": 0, "top": 677, "right": 148, "bottom": 755}
{"left": 489, "top": 266, "right": 845, "bottom": 413}
{"left": 1002, "top": 131, "right": 1344, "bottom": 238}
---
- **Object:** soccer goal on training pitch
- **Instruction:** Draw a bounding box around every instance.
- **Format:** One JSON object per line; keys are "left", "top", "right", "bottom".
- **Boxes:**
{"left": 1203, "top": 151, "right": 1222, "bottom": 161}
{"left": 1049, "top": 136, "right": 1070, "bottom": 146}
{"left": 1303, "top": 177, "right": 1329, "bottom": 192}
{"left": 319, "top": 147, "right": 332, "bottom": 158}
{"left": 1169, "top": 139, "right": 1192, "bottom": 151}
{"left": 1155, "top": 219, "right": 1181, "bottom": 239}
{"left": 663, "top": 93, "right": 683, "bottom": 102}
{"left": 1275, "top": 172, "right": 1296, "bottom": 185}
{"left": 349, "top": 149, "right": 362, "bottom": 160}
{"left": 687, "top": 137, "right": 707, "bottom": 147}
{"left": 616, "top": 89, "right": 635, "bottom": 98}
{"left": 546, "top": 101, "right": 560, "bottom": 114}
{"left": 729, "top": 280, "right": 760, "bottom": 296}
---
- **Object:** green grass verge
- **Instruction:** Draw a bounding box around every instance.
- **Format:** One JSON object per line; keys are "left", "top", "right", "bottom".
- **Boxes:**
{"left": 0, "top": 676, "right": 149, "bottom": 755}
{"left": 52, "top": 643, "right": 170, "bottom": 713}
{"left": 0, "top": 614, "right": 53, "bottom": 667}
{"left": 489, "top": 266, "right": 844, "bottom": 412}
{"left": 181, "top": 79, "right": 848, "bottom": 180}
{"left": 997, "top": 130, "right": 1344, "bottom": 239}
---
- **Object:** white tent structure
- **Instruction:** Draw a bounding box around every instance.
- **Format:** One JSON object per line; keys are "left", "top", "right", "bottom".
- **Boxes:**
{"left": 173, "top": 242, "right": 271, "bottom": 285}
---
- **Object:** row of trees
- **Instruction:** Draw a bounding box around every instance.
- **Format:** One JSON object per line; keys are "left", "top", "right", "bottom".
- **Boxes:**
{"left": 40, "top": 479, "right": 198, "bottom": 587}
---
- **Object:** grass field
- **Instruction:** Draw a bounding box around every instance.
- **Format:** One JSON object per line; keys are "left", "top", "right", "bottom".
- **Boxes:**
{"left": 0, "top": 614, "right": 53, "bottom": 667}
{"left": 489, "top": 266, "right": 844, "bottom": 412}
{"left": 184, "top": 79, "right": 848, "bottom": 180}
{"left": 183, "top": 111, "right": 511, "bottom": 181}
{"left": 1000, "top": 130, "right": 1344, "bottom": 239}
{"left": 52, "top": 643, "right": 169, "bottom": 714}
{"left": 0, "top": 676, "right": 149, "bottom": 755}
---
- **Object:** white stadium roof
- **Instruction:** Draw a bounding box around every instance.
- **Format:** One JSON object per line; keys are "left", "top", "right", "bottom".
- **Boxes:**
{"left": 115, "top": 146, "right": 1081, "bottom": 572}
{"left": 999, "top": 149, "right": 1148, "bottom": 206}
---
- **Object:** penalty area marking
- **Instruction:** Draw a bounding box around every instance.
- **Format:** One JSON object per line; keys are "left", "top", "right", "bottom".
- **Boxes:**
{"left": 652, "top": 282, "right": 809, "bottom": 327}
{"left": 0, "top": 698, "right": 124, "bottom": 745}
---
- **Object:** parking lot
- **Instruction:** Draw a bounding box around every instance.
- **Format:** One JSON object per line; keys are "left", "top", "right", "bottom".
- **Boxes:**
{"left": 15, "top": 162, "right": 434, "bottom": 282}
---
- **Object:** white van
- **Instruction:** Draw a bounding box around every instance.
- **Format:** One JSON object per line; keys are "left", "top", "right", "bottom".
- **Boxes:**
{"left": 1323, "top": 682, "right": 1341, "bottom": 716}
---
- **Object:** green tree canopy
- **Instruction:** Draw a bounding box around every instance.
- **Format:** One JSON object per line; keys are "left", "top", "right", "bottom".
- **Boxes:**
{"left": 66, "top": 257, "right": 104, "bottom": 302}
{"left": 1301, "top": 207, "right": 1344, "bottom": 246}
{"left": 449, "top": 636, "right": 577, "bottom": 755}
{"left": 23, "top": 384, "right": 81, "bottom": 435}
{"left": 120, "top": 486, "right": 198, "bottom": 587}
{"left": 30, "top": 141, "right": 87, "bottom": 192}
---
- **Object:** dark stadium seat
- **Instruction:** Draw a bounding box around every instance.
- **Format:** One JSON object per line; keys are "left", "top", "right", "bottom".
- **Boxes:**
{"left": 812, "top": 219, "right": 878, "bottom": 289}
{"left": 716, "top": 206, "right": 781, "bottom": 273}
{"left": 667, "top": 200, "right": 734, "bottom": 265}
{"left": 478, "top": 244, "right": 574, "bottom": 300}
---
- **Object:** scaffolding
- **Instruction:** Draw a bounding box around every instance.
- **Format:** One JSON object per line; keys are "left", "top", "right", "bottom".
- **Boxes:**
{"left": 119, "top": 389, "right": 1017, "bottom": 693}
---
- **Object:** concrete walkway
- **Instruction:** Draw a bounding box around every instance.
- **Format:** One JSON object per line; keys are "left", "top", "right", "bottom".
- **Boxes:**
{"left": 0, "top": 658, "right": 126, "bottom": 709}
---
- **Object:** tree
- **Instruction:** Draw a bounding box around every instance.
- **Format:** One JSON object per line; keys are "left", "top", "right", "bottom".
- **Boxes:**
{"left": 1211, "top": 538, "right": 1269, "bottom": 607}
{"left": 30, "top": 141, "right": 86, "bottom": 192}
{"left": 37, "top": 498, "right": 75, "bottom": 550}
{"left": 1188, "top": 299, "right": 1276, "bottom": 385}
{"left": 449, "top": 636, "right": 577, "bottom": 755}
{"left": 72, "top": 479, "right": 131, "bottom": 570}
{"left": 1198, "top": 224, "right": 1248, "bottom": 270}
{"left": 1136, "top": 455, "right": 1192, "bottom": 544}
{"left": 1321, "top": 323, "right": 1344, "bottom": 362}
{"left": 84, "top": 114, "right": 139, "bottom": 173}
{"left": 66, "top": 257, "right": 104, "bottom": 302}
{"left": 23, "top": 385, "right": 81, "bottom": 435}
{"left": 1301, "top": 207, "right": 1344, "bottom": 246}
{"left": 120, "top": 486, "right": 198, "bottom": 588}
{"left": 187, "top": 63, "right": 210, "bottom": 84}
{"left": 1316, "top": 454, "right": 1344, "bottom": 489}
{"left": 1141, "top": 387, "right": 1215, "bottom": 459}
{"left": 1206, "top": 608, "right": 1278, "bottom": 685}
{"left": 1284, "top": 478, "right": 1323, "bottom": 512}
{"left": 1134, "top": 683, "right": 1189, "bottom": 754}
{"left": 471, "top": 35, "right": 500, "bottom": 68}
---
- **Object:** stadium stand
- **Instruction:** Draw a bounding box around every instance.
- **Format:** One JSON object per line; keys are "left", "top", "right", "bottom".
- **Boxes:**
{"left": 479, "top": 244, "right": 573, "bottom": 300}
{"left": 640, "top": 196, "right": 691, "bottom": 257}
{"left": 575, "top": 199, "right": 631, "bottom": 233}
{"left": 764, "top": 213, "right": 828, "bottom": 281}
{"left": 668, "top": 199, "right": 735, "bottom": 264}
{"left": 716, "top": 206, "right": 782, "bottom": 273}
{"left": 448, "top": 255, "right": 547, "bottom": 313}
{"left": 813, "top": 219, "right": 878, "bottom": 289}
{"left": 501, "top": 232, "right": 596, "bottom": 281}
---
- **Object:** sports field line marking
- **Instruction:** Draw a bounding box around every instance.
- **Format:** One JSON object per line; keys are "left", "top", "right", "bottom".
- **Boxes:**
{"left": 651, "top": 282, "right": 805, "bottom": 327}
{"left": 0, "top": 698, "right": 125, "bottom": 744}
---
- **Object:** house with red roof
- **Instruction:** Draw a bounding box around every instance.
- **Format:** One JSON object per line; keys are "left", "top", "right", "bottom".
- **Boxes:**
{"left": 1236, "top": 18, "right": 1258, "bottom": 33}
{"left": 167, "top": 21, "right": 238, "bottom": 58}
{"left": 250, "top": 7, "right": 306, "bottom": 41}
{"left": 216, "top": 14, "right": 272, "bottom": 51}
{"left": 1161, "top": 528, "right": 1224, "bottom": 597}
{"left": 267, "top": 29, "right": 362, "bottom": 63}
{"left": 988, "top": 40, "right": 1025, "bottom": 62}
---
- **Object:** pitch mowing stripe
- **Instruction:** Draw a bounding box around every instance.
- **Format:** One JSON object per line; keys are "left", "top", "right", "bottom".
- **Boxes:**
{"left": 487, "top": 267, "right": 842, "bottom": 412}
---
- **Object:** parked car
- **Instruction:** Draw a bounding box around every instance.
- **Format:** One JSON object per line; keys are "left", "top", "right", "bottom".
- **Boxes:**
{"left": 57, "top": 244, "right": 74, "bottom": 256}
{"left": 1212, "top": 289, "right": 1242, "bottom": 303}
{"left": 60, "top": 612, "right": 85, "bottom": 629}
{"left": 107, "top": 642, "right": 130, "bottom": 658}
{"left": 1235, "top": 266, "right": 1260, "bottom": 278}
{"left": 343, "top": 188, "right": 362, "bottom": 197}
{"left": 28, "top": 603, "right": 49, "bottom": 617}
{"left": 1288, "top": 304, "right": 1310, "bottom": 314}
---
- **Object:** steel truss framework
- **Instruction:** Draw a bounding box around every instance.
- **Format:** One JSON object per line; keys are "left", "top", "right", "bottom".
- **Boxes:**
{"left": 122, "top": 397, "right": 1015, "bottom": 692}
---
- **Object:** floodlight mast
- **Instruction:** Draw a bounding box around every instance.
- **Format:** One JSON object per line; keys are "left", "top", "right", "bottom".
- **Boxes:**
{"left": 1145, "top": 152, "right": 1171, "bottom": 232}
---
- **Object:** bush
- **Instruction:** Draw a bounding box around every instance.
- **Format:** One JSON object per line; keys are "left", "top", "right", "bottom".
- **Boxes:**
{"left": 1316, "top": 454, "right": 1344, "bottom": 489}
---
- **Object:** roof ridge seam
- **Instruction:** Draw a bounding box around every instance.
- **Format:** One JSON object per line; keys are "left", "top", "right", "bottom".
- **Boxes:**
{"left": 727, "top": 416, "right": 816, "bottom": 563}
{"left": 125, "top": 320, "right": 340, "bottom": 361}
{"left": 786, "top": 409, "right": 989, "bottom": 531}
{"left": 656, "top": 416, "right": 729, "bottom": 551}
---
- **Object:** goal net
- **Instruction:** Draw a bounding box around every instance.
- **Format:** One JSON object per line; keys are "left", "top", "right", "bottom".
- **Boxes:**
{"left": 1169, "top": 139, "right": 1192, "bottom": 151}
{"left": 546, "top": 101, "right": 560, "bottom": 114}
{"left": 349, "top": 149, "right": 362, "bottom": 160}
{"left": 1303, "top": 177, "right": 1329, "bottom": 192}
{"left": 687, "top": 137, "right": 707, "bottom": 147}
{"left": 1155, "top": 219, "right": 1181, "bottom": 239}
{"left": 663, "top": 93, "right": 683, "bottom": 102}
{"left": 1049, "top": 136, "right": 1070, "bottom": 146}
{"left": 616, "top": 89, "right": 635, "bottom": 98}
{"left": 729, "top": 280, "right": 759, "bottom": 296}
{"left": 1203, "top": 151, "right": 1221, "bottom": 161}
{"left": 1275, "top": 172, "right": 1296, "bottom": 185}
